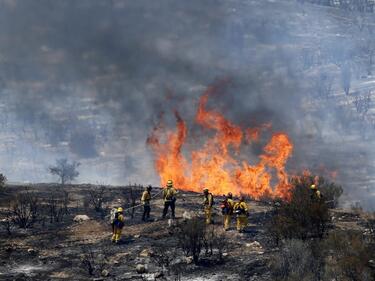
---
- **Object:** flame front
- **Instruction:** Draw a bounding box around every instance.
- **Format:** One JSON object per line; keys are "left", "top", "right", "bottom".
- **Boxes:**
{"left": 147, "top": 84, "right": 294, "bottom": 200}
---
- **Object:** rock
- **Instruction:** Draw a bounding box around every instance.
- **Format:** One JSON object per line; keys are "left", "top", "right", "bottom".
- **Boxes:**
{"left": 222, "top": 252, "right": 229, "bottom": 257}
{"left": 136, "top": 264, "right": 147, "bottom": 274}
{"left": 155, "top": 271, "right": 163, "bottom": 278}
{"left": 73, "top": 215, "right": 90, "bottom": 222}
{"left": 168, "top": 219, "right": 177, "bottom": 227}
{"left": 246, "top": 241, "right": 262, "bottom": 248}
{"left": 27, "top": 248, "right": 37, "bottom": 255}
{"left": 134, "top": 234, "right": 141, "bottom": 239}
{"left": 139, "top": 249, "right": 153, "bottom": 257}
{"left": 184, "top": 256, "right": 194, "bottom": 264}
{"left": 182, "top": 211, "right": 193, "bottom": 220}
{"left": 101, "top": 269, "right": 109, "bottom": 277}
{"left": 142, "top": 273, "right": 156, "bottom": 281}
{"left": 93, "top": 278, "right": 104, "bottom": 281}
{"left": 369, "top": 259, "right": 375, "bottom": 268}
{"left": 245, "top": 241, "right": 264, "bottom": 254}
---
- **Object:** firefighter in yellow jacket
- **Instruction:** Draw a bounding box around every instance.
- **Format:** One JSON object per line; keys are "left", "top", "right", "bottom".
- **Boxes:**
{"left": 111, "top": 207, "right": 125, "bottom": 243}
{"left": 141, "top": 185, "right": 152, "bottom": 221}
{"left": 221, "top": 192, "right": 234, "bottom": 231}
{"left": 162, "top": 180, "right": 177, "bottom": 219}
{"left": 203, "top": 188, "right": 214, "bottom": 224}
{"left": 234, "top": 196, "right": 248, "bottom": 233}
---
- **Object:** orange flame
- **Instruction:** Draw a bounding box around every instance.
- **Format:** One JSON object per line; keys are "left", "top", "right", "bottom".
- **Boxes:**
{"left": 147, "top": 84, "right": 294, "bottom": 200}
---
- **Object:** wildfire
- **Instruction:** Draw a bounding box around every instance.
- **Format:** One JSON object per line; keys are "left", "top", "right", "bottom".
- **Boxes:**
{"left": 147, "top": 83, "right": 294, "bottom": 200}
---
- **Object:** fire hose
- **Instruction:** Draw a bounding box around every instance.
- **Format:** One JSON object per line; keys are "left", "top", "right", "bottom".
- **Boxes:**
{"left": 120, "top": 189, "right": 164, "bottom": 212}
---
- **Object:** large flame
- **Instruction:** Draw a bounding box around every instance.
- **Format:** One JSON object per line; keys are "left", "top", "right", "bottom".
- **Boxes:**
{"left": 147, "top": 83, "right": 294, "bottom": 200}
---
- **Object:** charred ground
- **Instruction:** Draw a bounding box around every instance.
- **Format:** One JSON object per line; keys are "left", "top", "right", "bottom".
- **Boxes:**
{"left": 0, "top": 183, "right": 374, "bottom": 281}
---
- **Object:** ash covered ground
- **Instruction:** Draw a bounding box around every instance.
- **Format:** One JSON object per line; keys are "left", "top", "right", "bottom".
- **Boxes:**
{"left": 0, "top": 183, "right": 371, "bottom": 281}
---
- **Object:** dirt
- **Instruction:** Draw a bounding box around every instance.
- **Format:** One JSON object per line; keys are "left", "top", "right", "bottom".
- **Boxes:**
{"left": 0, "top": 183, "right": 368, "bottom": 281}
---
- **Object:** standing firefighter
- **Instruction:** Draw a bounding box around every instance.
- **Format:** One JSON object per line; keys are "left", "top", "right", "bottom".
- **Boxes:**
{"left": 203, "top": 188, "right": 214, "bottom": 224}
{"left": 234, "top": 196, "right": 248, "bottom": 233}
{"left": 141, "top": 185, "right": 152, "bottom": 221}
{"left": 310, "top": 184, "right": 322, "bottom": 201}
{"left": 111, "top": 207, "right": 125, "bottom": 243}
{"left": 221, "top": 192, "right": 234, "bottom": 231}
{"left": 162, "top": 180, "right": 177, "bottom": 219}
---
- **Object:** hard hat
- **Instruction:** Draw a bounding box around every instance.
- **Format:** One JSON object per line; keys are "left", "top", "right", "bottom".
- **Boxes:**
{"left": 310, "top": 184, "right": 317, "bottom": 190}
{"left": 117, "top": 207, "right": 123, "bottom": 212}
{"left": 167, "top": 180, "right": 173, "bottom": 187}
{"left": 227, "top": 192, "right": 233, "bottom": 198}
{"left": 203, "top": 188, "right": 209, "bottom": 193}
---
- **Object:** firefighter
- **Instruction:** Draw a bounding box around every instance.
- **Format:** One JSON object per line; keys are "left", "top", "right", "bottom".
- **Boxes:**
{"left": 203, "top": 188, "right": 214, "bottom": 224}
{"left": 221, "top": 192, "right": 234, "bottom": 231}
{"left": 234, "top": 196, "right": 248, "bottom": 233}
{"left": 310, "top": 184, "right": 322, "bottom": 201}
{"left": 111, "top": 207, "right": 125, "bottom": 243}
{"left": 141, "top": 185, "right": 152, "bottom": 221}
{"left": 162, "top": 180, "right": 177, "bottom": 219}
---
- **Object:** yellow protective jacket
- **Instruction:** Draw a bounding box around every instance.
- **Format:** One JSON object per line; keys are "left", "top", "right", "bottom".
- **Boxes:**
{"left": 227, "top": 198, "right": 234, "bottom": 214}
{"left": 234, "top": 201, "right": 248, "bottom": 216}
{"left": 203, "top": 193, "right": 214, "bottom": 208}
{"left": 141, "top": 191, "right": 151, "bottom": 205}
{"left": 163, "top": 187, "right": 177, "bottom": 202}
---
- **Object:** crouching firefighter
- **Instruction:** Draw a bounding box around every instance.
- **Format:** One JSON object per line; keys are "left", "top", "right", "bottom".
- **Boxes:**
{"left": 221, "top": 192, "right": 234, "bottom": 231}
{"left": 111, "top": 207, "right": 125, "bottom": 243}
{"left": 234, "top": 196, "right": 248, "bottom": 233}
{"left": 141, "top": 185, "right": 152, "bottom": 221}
{"left": 162, "top": 180, "right": 177, "bottom": 219}
{"left": 203, "top": 188, "right": 214, "bottom": 224}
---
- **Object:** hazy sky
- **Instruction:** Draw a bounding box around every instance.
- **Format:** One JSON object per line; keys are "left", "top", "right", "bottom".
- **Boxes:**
{"left": 1, "top": 0, "right": 375, "bottom": 208}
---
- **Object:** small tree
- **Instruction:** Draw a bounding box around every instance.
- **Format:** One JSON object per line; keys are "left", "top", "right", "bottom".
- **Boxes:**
{"left": 49, "top": 158, "right": 80, "bottom": 185}
{"left": 88, "top": 186, "right": 106, "bottom": 214}
{"left": 176, "top": 218, "right": 206, "bottom": 264}
{"left": 12, "top": 192, "right": 39, "bottom": 228}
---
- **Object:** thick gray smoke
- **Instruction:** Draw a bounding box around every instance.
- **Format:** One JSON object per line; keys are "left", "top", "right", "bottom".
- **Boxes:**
{"left": 0, "top": 0, "right": 374, "bottom": 208}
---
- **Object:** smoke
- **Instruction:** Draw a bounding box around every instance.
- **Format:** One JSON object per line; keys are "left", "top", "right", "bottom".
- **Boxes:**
{"left": 0, "top": 0, "right": 374, "bottom": 208}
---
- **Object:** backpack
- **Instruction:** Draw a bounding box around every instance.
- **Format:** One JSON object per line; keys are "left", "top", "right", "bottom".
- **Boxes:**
{"left": 113, "top": 213, "right": 124, "bottom": 228}
{"left": 111, "top": 208, "right": 124, "bottom": 228}
{"left": 165, "top": 188, "right": 176, "bottom": 202}
{"left": 220, "top": 200, "right": 230, "bottom": 215}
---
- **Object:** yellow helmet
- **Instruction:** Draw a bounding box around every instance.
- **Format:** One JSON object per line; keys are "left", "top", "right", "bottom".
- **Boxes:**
{"left": 117, "top": 207, "right": 123, "bottom": 212}
{"left": 167, "top": 180, "right": 173, "bottom": 187}
{"left": 310, "top": 184, "right": 317, "bottom": 190}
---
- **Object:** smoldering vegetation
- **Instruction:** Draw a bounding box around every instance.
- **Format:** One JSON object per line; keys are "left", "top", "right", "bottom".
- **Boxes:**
{"left": 0, "top": 175, "right": 374, "bottom": 280}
